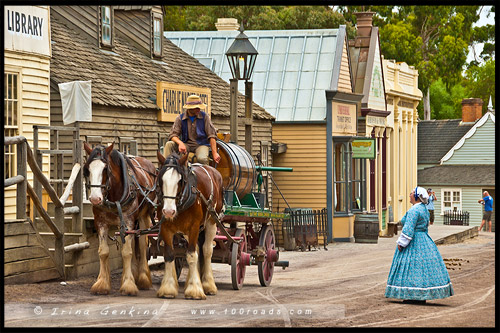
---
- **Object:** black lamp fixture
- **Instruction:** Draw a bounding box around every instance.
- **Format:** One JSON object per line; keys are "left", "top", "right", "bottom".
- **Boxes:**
{"left": 225, "top": 23, "right": 258, "bottom": 81}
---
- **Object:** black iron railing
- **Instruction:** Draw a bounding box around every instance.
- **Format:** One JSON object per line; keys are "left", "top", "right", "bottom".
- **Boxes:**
{"left": 443, "top": 210, "right": 470, "bottom": 226}
{"left": 282, "top": 208, "right": 328, "bottom": 250}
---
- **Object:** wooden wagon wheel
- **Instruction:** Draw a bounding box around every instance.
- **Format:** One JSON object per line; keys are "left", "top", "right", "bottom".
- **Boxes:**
{"left": 258, "top": 224, "right": 277, "bottom": 287}
{"left": 231, "top": 228, "right": 247, "bottom": 290}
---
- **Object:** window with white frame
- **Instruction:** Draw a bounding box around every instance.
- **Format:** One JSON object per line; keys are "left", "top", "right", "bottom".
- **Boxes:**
{"left": 152, "top": 15, "right": 162, "bottom": 57}
{"left": 441, "top": 188, "right": 462, "bottom": 212}
{"left": 4, "top": 72, "right": 19, "bottom": 180}
{"left": 100, "top": 6, "right": 112, "bottom": 46}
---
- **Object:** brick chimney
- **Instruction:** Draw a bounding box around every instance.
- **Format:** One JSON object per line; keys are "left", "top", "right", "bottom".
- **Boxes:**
{"left": 354, "top": 12, "right": 375, "bottom": 38}
{"left": 215, "top": 18, "right": 239, "bottom": 31}
{"left": 461, "top": 98, "right": 483, "bottom": 122}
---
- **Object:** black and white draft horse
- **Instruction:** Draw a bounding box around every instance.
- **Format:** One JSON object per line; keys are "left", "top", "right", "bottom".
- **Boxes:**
{"left": 83, "top": 142, "right": 156, "bottom": 295}
{"left": 156, "top": 151, "right": 224, "bottom": 299}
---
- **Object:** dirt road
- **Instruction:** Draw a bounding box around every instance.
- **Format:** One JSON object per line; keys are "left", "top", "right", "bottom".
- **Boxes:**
{"left": 4, "top": 231, "right": 495, "bottom": 328}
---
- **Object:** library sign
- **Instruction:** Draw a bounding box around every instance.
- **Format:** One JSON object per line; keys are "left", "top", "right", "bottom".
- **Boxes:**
{"left": 4, "top": 6, "right": 50, "bottom": 57}
{"left": 156, "top": 82, "right": 211, "bottom": 122}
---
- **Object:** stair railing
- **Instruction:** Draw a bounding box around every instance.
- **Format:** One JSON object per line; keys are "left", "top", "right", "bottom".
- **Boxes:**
{"left": 4, "top": 136, "right": 89, "bottom": 279}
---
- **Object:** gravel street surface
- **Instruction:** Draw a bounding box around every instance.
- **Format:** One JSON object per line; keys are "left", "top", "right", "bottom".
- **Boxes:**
{"left": 4, "top": 228, "right": 495, "bottom": 328}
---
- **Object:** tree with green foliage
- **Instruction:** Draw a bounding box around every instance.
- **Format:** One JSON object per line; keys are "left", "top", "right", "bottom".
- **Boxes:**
{"left": 418, "top": 79, "right": 466, "bottom": 120}
{"left": 163, "top": 6, "right": 356, "bottom": 37}
{"left": 368, "top": 6, "right": 480, "bottom": 119}
{"left": 463, "top": 59, "right": 495, "bottom": 113}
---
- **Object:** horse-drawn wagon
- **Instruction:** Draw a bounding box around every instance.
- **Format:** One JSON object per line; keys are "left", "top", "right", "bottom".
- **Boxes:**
{"left": 84, "top": 136, "right": 292, "bottom": 298}
{"left": 146, "top": 138, "right": 292, "bottom": 291}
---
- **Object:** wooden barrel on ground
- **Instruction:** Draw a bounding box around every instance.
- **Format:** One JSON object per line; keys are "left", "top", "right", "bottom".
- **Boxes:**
{"left": 354, "top": 213, "right": 379, "bottom": 243}
{"left": 213, "top": 140, "right": 256, "bottom": 199}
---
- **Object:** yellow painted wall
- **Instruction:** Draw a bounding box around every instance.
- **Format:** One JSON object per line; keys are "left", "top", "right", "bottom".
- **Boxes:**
{"left": 4, "top": 50, "right": 51, "bottom": 220}
{"left": 338, "top": 36, "right": 352, "bottom": 93}
{"left": 332, "top": 215, "right": 355, "bottom": 240}
{"left": 272, "top": 123, "right": 327, "bottom": 211}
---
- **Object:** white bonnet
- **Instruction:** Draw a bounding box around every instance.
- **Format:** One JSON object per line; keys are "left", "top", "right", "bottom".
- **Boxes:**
{"left": 415, "top": 186, "right": 429, "bottom": 204}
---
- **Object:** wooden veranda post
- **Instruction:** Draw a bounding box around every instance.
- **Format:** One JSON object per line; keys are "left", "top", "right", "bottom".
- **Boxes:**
{"left": 244, "top": 81, "right": 253, "bottom": 154}
{"left": 16, "top": 140, "right": 27, "bottom": 220}
{"left": 230, "top": 78, "right": 239, "bottom": 144}
{"left": 73, "top": 139, "right": 84, "bottom": 234}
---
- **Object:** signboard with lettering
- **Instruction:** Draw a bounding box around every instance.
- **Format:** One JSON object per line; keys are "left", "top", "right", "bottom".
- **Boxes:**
{"left": 352, "top": 138, "right": 376, "bottom": 159}
{"left": 366, "top": 115, "right": 387, "bottom": 127}
{"left": 4, "top": 6, "right": 50, "bottom": 57}
{"left": 156, "top": 82, "right": 211, "bottom": 122}
{"left": 332, "top": 102, "right": 357, "bottom": 136}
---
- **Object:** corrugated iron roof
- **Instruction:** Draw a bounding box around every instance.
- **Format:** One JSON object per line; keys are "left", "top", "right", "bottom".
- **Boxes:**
{"left": 165, "top": 28, "right": 346, "bottom": 122}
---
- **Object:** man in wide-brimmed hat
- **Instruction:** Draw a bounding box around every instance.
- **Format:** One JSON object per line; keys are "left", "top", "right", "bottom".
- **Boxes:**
{"left": 164, "top": 94, "right": 221, "bottom": 164}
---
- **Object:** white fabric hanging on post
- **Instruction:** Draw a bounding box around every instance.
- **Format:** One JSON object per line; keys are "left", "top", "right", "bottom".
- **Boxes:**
{"left": 58, "top": 80, "right": 92, "bottom": 125}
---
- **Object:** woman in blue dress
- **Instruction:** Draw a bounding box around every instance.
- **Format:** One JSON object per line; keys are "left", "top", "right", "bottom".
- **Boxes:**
{"left": 385, "top": 186, "right": 454, "bottom": 304}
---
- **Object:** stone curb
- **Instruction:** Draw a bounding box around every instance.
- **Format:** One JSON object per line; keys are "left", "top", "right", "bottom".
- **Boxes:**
{"left": 434, "top": 226, "right": 479, "bottom": 245}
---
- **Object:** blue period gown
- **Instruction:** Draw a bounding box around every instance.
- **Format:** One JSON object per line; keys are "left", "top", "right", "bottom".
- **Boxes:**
{"left": 385, "top": 203, "right": 454, "bottom": 300}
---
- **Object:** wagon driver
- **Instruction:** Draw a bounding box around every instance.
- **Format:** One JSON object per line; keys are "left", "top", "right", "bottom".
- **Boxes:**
{"left": 164, "top": 94, "right": 221, "bottom": 165}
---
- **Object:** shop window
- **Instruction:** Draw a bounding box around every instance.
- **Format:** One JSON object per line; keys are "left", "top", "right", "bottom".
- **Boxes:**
{"left": 4, "top": 73, "right": 19, "bottom": 179}
{"left": 152, "top": 15, "right": 163, "bottom": 57}
{"left": 334, "top": 141, "right": 353, "bottom": 215}
{"left": 100, "top": 6, "right": 112, "bottom": 47}
{"left": 351, "top": 158, "right": 366, "bottom": 211}
{"left": 442, "top": 189, "right": 462, "bottom": 213}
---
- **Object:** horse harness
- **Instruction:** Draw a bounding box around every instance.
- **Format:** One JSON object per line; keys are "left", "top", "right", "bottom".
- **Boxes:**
{"left": 154, "top": 156, "right": 240, "bottom": 247}
{"left": 84, "top": 148, "right": 158, "bottom": 243}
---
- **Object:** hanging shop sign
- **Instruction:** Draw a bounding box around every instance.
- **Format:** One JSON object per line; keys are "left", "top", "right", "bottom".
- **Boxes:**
{"left": 332, "top": 102, "right": 357, "bottom": 136}
{"left": 352, "top": 138, "right": 376, "bottom": 159}
{"left": 156, "top": 82, "right": 211, "bottom": 122}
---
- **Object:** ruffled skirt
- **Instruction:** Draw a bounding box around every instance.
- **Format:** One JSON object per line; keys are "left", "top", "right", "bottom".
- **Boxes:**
{"left": 385, "top": 231, "right": 454, "bottom": 300}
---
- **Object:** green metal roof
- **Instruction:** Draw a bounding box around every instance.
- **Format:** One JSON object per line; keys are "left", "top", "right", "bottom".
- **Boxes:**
{"left": 165, "top": 28, "right": 346, "bottom": 122}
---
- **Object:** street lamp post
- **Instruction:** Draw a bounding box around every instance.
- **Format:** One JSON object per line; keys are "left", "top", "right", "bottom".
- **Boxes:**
{"left": 225, "top": 23, "right": 258, "bottom": 153}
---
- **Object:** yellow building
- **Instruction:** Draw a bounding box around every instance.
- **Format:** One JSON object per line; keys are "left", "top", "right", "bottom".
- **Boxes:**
{"left": 349, "top": 12, "right": 421, "bottom": 236}
{"left": 383, "top": 58, "right": 423, "bottom": 227}
{"left": 4, "top": 5, "right": 51, "bottom": 219}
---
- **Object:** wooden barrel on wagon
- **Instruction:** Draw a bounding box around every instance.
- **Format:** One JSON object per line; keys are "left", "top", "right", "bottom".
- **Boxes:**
{"left": 214, "top": 140, "right": 256, "bottom": 199}
{"left": 354, "top": 213, "right": 379, "bottom": 243}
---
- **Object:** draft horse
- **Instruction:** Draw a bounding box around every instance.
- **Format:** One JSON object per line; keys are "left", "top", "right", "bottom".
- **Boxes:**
{"left": 83, "top": 142, "right": 157, "bottom": 295}
{"left": 156, "top": 151, "right": 224, "bottom": 299}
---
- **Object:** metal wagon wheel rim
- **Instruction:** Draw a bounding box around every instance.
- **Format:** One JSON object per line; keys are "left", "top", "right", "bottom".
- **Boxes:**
{"left": 231, "top": 228, "right": 247, "bottom": 290}
{"left": 258, "top": 224, "right": 275, "bottom": 287}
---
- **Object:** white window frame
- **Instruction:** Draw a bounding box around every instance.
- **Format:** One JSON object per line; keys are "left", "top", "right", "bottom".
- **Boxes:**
{"left": 100, "top": 6, "right": 112, "bottom": 47}
{"left": 441, "top": 188, "right": 462, "bottom": 214}
{"left": 152, "top": 15, "right": 162, "bottom": 57}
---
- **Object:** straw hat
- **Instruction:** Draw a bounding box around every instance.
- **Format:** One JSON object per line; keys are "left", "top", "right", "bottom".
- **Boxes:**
{"left": 183, "top": 95, "right": 207, "bottom": 109}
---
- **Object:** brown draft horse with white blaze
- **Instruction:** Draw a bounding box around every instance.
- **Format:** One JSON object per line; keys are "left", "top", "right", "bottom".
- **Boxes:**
{"left": 83, "top": 142, "right": 156, "bottom": 295}
{"left": 156, "top": 151, "right": 224, "bottom": 299}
